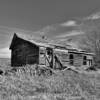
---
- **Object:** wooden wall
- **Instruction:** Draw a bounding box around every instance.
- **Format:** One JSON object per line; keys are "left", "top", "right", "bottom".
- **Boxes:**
{"left": 73, "top": 53, "right": 83, "bottom": 67}
{"left": 11, "top": 38, "right": 39, "bottom": 66}
{"left": 54, "top": 50, "right": 93, "bottom": 68}
{"left": 68, "top": 53, "right": 93, "bottom": 67}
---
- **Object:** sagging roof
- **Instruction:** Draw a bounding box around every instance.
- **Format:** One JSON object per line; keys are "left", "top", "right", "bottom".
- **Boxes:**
{"left": 9, "top": 33, "right": 54, "bottom": 49}
{"left": 10, "top": 33, "right": 95, "bottom": 55}
{"left": 10, "top": 33, "right": 72, "bottom": 49}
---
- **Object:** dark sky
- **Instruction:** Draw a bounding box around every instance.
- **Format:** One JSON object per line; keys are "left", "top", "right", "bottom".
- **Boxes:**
{"left": 0, "top": 0, "right": 100, "bottom": 57}
{"left": 0, "top": 0, "right": 100, "bottom": 30}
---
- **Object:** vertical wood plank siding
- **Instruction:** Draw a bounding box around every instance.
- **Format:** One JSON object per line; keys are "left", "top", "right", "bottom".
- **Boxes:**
{"left": 11, "top": 38, "right": 39, "bottom": 66}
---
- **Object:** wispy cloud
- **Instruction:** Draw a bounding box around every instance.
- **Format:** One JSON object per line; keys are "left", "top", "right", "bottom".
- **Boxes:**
{"left": 86, "top": 12, "right": 100, "bottom": 20}
{"left": 61, "top": 20, "right": 77, "bottom": 27}
{"left": 0, "top": 25, "right": 40, "bottom": 47}
{"left": 0, "top": 25, "right": 38, "bottom": 35}
{"left": 0, "top": 25, "right": 40, "bottom": 58}
{"left": 56, "top": 30, "right": 84, "bottom": 38}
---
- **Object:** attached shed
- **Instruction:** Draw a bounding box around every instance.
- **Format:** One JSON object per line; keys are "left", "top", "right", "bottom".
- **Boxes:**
{"left": 68, "top": 50, "right": 94, "bottom": 67}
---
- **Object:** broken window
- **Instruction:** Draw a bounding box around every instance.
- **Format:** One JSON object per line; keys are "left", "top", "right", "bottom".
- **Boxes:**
{"left": 69, "top": 54, "right": 74, "bottom": 65}
{"left": 83, "top": 56, "right": 87, "bottom": 65}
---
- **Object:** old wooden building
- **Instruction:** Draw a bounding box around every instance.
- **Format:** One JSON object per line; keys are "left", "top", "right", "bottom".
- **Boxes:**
{"left": 9, "top": 33, "right": 94, "bottom": 69}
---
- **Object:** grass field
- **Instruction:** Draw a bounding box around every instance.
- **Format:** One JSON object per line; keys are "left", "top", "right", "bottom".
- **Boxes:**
{"left": 0, "top": 59, "right": 100, "bottom": 100}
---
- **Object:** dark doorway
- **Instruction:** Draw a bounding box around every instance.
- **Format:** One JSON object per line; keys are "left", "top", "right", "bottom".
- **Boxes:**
{"left": 46, "top": 48, "right": 53, "bottom": 68}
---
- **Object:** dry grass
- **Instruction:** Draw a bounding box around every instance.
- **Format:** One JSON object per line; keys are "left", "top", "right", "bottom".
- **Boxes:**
{"left": 0, "top": 65, "right": 100, "bottom": 100}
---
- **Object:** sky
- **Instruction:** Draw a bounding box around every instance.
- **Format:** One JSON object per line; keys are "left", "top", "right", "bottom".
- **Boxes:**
{"left": 0, "top": 0, "right": 100, "bottom": 58}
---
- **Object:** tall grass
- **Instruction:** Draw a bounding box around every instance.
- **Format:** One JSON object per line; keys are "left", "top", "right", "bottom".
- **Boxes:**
{"left": 0, "top": 64, "right": 99, "bottom": 100}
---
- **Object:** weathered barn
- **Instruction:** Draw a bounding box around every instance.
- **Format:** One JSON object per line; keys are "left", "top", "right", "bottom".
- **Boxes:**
{"left": 9, "top": 33, "right": 94, "bottom": 69}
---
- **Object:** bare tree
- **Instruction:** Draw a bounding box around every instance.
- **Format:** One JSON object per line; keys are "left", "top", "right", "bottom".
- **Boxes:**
{"left": 81, "top": 31, "right": 100, "bottom": 67}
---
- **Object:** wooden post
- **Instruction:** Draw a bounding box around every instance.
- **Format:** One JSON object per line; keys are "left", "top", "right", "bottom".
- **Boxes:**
{"left": 52, "top": 49, "right": 55, "bottom": 69}
{"left": 38, "top": 47, "right": 40, "bottom": 65}
{"left": 52, "top": 49, "right": 54, "bottom": 69}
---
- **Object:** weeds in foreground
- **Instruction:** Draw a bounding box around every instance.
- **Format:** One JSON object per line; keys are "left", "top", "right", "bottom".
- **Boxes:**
{"left": 0, "top": 65, "right": 99, "bottom": 100}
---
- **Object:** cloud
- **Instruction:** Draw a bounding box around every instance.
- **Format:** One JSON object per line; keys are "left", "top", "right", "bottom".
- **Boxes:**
{"left": 0, "top": 47, "right": 11, "bottom": 58}
{"left": 0, "top": 25, "right": 41, "bottom": 49}
{"left": 86, "top": 12, "right": 100, "bottom": 20}
{"left": 87, "top": 14, "right": 100, "bottom": 20}
{"left": 0, "top": 25, "right": 39, "bottom": 35}
{"left": 61, "top": 20, "right": 77, "bottom": 27}
{"left": 56, "top": 30, "right": 84, "bottom": 38}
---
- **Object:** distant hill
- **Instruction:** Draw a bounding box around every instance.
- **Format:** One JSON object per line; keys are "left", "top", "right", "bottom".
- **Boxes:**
{"left": 0, "top": 58, "right": 10, "bottom": 66}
